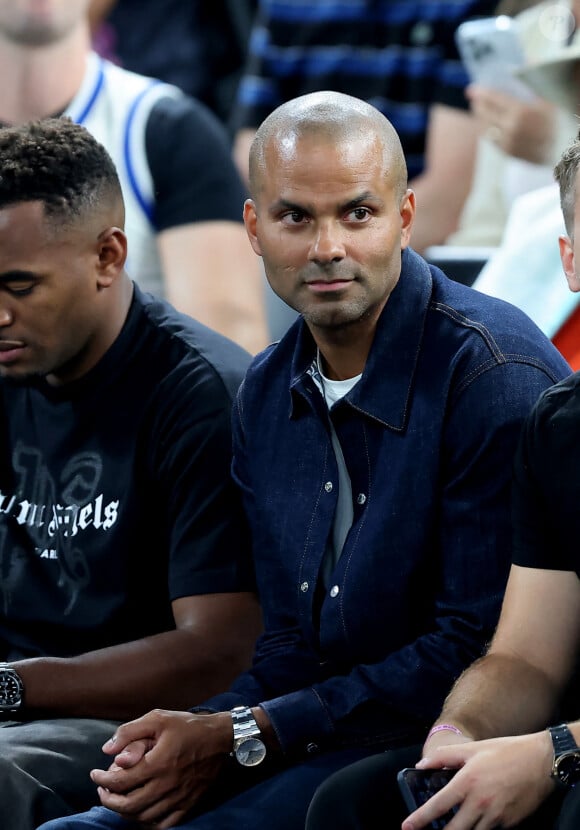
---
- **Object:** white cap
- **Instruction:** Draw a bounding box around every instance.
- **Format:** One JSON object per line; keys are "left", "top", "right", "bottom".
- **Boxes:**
{"left": 516, "top": 28, "right": 580, "bottom": 112}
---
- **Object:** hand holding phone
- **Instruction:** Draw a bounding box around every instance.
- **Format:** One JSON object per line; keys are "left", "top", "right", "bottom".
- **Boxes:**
{"left": 397, "top": 767, "right": 459, "bottom": 829}
{"left": 455, "top": 15, "right": 534, "bottom": 101}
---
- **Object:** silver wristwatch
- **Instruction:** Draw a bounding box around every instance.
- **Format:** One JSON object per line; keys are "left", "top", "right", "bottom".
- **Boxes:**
{"left": 230, "top": 705, "right": 267, "bottom": 767}
{"left": 0, "top": 663, "right": 24, "bottom": 714}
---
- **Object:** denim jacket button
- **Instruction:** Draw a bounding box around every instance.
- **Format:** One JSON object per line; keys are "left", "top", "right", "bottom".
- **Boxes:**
{"left": 324, "top": 481, "right": 333, "bottom": 493}
{"left": 330, "top": 585, "right": 340, "bottom": 598}
{"left": 357, "top": 492, "right": 366, "bottom": 505}
{"left": 300, "top": 581, "right": 309, "bottom": 593}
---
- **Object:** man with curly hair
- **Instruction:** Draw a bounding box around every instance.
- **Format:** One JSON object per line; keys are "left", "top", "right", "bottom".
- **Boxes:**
{"left": 0, "top": 117, "right": 262, "bottom": 829}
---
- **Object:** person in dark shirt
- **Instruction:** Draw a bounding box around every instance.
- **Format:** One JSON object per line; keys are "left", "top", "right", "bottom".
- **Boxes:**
{"left": 0, "top": 117, "right": 262, "bottom": 829}
{"left": 91, "top": 0, "right": 257, "bottom": 128}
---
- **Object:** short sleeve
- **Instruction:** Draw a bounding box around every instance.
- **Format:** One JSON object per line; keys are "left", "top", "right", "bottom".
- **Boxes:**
{"left": 145, "top": 96, "right": 248, "bottom": 231}
{"left": 512, "top": 375, "right": 580, "bottom": 574}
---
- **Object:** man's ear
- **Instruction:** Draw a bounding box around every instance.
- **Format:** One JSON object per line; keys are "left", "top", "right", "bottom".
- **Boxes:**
{"left": 400, "top": 189, "right": 416, "bottom": 250}
{"left": 559, "top": 234, "right": 580, "bottom": 292}
{"left": 243, "top": 199, "right": 262, "bottom": 256}
{"left": 96, "top": 227, "right": 128, "bottom": 287}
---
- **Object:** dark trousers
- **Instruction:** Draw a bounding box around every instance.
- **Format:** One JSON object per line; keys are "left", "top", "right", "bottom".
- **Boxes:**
{"left": 305, "top": 747, "right": 580, "bottom": 830}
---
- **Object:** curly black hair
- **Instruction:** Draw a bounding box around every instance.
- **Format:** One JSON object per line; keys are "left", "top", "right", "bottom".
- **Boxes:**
{"left": 0, "top": 117, "right": 123, "bottom": 222}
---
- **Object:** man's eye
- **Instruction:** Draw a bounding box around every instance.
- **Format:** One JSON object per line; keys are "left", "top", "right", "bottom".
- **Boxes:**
{"left": 8, "top": 285, "right": 34, "bottom": 297}
{"left": 281, "top": 211, "right": 307, "bottom": 225}
{"left": 346, "top": 207, "right": 370, "bottom": 222}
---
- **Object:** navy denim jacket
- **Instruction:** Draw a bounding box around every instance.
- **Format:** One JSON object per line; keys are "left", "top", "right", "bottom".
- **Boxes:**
{"left": 203, "top": 249, "right": 570, "bottom": 756}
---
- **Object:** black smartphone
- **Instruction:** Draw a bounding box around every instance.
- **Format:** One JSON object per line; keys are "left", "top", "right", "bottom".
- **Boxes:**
{"left": 397, "top": 767, "right": 459, "bottom": 829}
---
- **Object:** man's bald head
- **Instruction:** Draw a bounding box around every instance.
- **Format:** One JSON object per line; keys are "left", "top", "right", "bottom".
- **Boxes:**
{"left": 248, "top": 91, "right": 408, "bottom": 202}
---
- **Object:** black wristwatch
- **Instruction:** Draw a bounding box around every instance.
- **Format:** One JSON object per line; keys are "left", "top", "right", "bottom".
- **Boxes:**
{"left": 0, "top": 663, "right": 24, "bottom": 715}
{"left": 548, "top": 723, "right": 580, "bottom": 787}
{"left": 230, "top": 705, "right": 267, "bottom": 767}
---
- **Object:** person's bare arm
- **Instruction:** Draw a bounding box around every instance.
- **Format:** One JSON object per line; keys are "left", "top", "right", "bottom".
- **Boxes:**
{"left": 12, "top": 591, "right": 263, "bottom": 721}
{"left": 401, "top": 566, "right": 580, "bottom": 829}
{"left": 158, "top": 221, "right": 270, "bottom": 355}
{"left": 432, "top": 565, "right": 580, "bottom": 741}
{"left": 409, "top": 104, "right": 480, "bottom": 254}
{"left": 232, "top": 128, "right": 256, "bottom": 189}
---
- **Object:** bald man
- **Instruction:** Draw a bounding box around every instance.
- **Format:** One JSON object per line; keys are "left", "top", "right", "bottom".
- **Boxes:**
{"left": 41, "top": 92, "right": 570, "bottom": 830}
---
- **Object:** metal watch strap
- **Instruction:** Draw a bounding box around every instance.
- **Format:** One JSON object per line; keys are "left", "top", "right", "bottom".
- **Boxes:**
{"left": 549, "top": 723, "right": 578, "bottom": 754}
{"left": 231, "top": 705, "right": 261, "bottom": 743}
{"left": 230, "top": 705, "right": 267, "bottom": 767}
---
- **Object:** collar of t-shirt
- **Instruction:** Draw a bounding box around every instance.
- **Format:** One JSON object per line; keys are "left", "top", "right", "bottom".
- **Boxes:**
{"left": 312, "top": 350, "right": 362, "bottom": 407}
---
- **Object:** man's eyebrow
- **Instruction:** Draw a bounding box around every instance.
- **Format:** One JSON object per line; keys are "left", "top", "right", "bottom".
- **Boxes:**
{"left": 268, "top": 198, "right": 308, "bottom": 216}
{"left": 341, "top": 192, "right": 382, "bottom": 211}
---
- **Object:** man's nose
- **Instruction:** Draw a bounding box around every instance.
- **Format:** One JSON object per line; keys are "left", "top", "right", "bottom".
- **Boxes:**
{"left": 0, "top": 305, "right": 13, "bottom": 327}
{"left": 308, "top": 222, "right": 346, "bottom": 263}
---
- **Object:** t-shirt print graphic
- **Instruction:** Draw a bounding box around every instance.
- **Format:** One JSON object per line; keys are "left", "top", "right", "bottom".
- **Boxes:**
{"left": 0, "top": 444, "right": 119, "bottom": 615}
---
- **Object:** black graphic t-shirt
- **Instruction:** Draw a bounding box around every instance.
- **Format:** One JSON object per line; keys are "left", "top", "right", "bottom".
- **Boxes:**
{"left": 0, "top": 285, "right": 254, "bottom": 658}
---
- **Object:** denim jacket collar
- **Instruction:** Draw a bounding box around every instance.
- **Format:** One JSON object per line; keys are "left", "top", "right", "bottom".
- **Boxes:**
{"left": 288, "top": 248, "right": 433, "bottom": 431}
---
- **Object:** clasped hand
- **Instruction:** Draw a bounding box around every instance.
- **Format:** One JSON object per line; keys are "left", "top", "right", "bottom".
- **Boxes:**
{"left": 91, "top": 709, "right": 233, "bottom": 829}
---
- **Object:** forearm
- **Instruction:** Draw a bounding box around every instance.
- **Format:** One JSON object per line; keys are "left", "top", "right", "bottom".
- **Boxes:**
{"left": 435, "top": 652, "right": 560, "bottom": 741}
{"left": 232, "top": 128, "right": 256, "bottom": 187}
{"left": 159, "top": 221, "right": 270, "bottom": 355}
{"left": 13, "top": 626, "right": 254, "bottom": 720}
{"left": 409, "top": 172, "right": 472, "bottom": 253}
{"left": 408, "top": 105, "right": 479, "bottom": 253}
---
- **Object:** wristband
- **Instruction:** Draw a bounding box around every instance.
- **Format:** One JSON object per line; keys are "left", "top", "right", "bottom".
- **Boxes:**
{"left": 426, "top": 724, "right": 463, "bottom": 742}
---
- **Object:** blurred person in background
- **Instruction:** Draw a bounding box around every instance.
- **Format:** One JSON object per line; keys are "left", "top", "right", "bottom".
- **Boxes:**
{"left": 469, "top": 3, "right": 580, "bottom": 369}
{"left": 2, "top": 0, "right": 269, "bottom": 354}
{"left": 90, "top": 0, "right": 257, "bottom": 130}
{"left": 448, "top": 0, "right": 579, "bottom": 248}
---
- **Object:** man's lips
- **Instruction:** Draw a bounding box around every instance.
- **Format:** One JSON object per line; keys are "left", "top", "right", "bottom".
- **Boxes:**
{"left": 0, "top": 340, "right": 25, "bottom": 351}
{"left": 0, "top": 340, "right": 26, "bottom": 364}
{"left": 305, "top": 278, "right": 353, "bottom": 293}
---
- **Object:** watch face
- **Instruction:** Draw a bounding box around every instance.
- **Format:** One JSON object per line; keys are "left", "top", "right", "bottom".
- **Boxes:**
{"left": 235, "top": 737, "right": 267, "bottom": 767}
{"left": 0, "top": 670, "right": 22, "bottom": 707}
{"left": 555, "top": 752, "right": 580, "bottom": 786}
